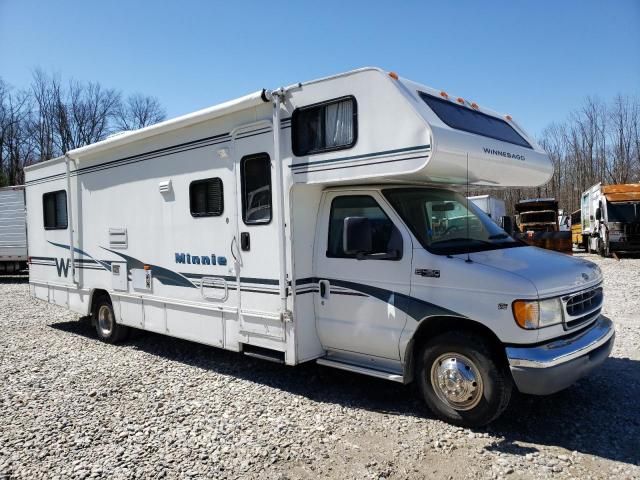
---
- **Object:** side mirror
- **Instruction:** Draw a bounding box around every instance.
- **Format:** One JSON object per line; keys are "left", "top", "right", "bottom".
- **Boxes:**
{"left": 595, "top": 208, "right": 601, "bottom": 221}
{"left": 501, "top": 215, "right": 514, "bottom": 235}
{"left": 343, "top": 217, "right": 372, "bottom": 255}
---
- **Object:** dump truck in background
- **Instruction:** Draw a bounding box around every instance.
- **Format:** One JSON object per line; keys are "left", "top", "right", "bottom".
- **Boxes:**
{"left": 514, "top": 198, "right": 572, "bottom": 254}
{"left": 0, "top": 185, "right": 28, "bottom": 274}
{"left": 581, "top": 183, "right": 640, "bottom": 256}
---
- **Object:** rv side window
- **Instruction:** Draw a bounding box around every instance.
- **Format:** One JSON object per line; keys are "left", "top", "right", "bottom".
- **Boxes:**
{"left": 327, "top": 195, "right": 402, "bottom": 259}
{"left": 43, "top": 190, "right": 68, "bottom": 230}
{"left": 418, "top": 92, "right": 532, "bottom": 149}
{"left": 241, "top": 153, "right": 272, "bottom": 225}
{"left": 292, "top": 96, "right": 357, "bottom": 156}
{"left": 189, "top": 178, "right": 224, "bottom": 217}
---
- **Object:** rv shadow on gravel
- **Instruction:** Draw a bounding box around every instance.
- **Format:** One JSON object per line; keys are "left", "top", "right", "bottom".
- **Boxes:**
{"left": 51, "top": 315, "right": 639, "bottom": 466}
{"left": 0, "top": 274, "right": 28, "bottom": 284}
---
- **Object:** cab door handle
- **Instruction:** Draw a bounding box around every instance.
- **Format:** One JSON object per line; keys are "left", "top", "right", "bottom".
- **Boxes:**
{"left": 319, "top": 280, "right": 330, "bottom": 299}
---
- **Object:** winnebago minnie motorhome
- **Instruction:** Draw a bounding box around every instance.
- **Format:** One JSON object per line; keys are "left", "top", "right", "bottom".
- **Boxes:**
{"left": 25, "top": 68, "right": 614, "bottom": 426}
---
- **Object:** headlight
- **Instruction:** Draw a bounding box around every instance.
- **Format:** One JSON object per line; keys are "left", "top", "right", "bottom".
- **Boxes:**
{"left": 513, "top": 298, "right": 563, "bottom": 329}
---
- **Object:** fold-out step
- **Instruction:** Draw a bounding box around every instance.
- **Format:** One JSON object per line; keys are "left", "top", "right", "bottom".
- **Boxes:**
{"left": 242, "top": 344, "right": 285, "bottom": 364}
{"left": 316, "top": 357, "right": 404, "bottom": 383}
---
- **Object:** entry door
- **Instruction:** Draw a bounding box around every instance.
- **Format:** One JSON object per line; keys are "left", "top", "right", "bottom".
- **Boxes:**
{"left": 232, "top": 122, "right": 284, "bottom": 338}
{"left": 313, "top": 191, "right": 413, "bottom": 360}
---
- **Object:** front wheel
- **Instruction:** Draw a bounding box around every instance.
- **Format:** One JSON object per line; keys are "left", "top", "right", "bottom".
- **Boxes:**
{"left": 93, "top": 295, "right": 129, "bottom": 343}
{"left": 416, "top": 331, "right": 512, "bottom": 427}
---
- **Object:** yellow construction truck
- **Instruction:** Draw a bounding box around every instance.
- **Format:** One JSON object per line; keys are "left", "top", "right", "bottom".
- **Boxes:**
{"left": 570, "top": 209, "right": 583, "bottom": 249}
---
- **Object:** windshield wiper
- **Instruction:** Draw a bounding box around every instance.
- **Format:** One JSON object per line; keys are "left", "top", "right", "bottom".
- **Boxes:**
{"left": 488, "top": 233, "right": 509, "bottom": 240}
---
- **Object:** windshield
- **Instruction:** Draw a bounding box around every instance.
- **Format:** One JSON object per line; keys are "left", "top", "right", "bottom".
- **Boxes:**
{"left": 608, "top": 202, "right": 638, "bottom": 223}
{"left": 384, "top": 188, "right": 523, "bottom": 255}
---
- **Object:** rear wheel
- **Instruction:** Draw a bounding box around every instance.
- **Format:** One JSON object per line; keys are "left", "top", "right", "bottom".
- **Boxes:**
{"left": 416, "top": 331, "right": 512, "bottom": 427}
{"left": 93, "top": 295, "right": 129, "bottom": 343}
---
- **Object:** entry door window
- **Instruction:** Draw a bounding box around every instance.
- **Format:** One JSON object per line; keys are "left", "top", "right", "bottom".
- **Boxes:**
{"left": 327, "top": 195, "right": 402, "bottom": 259}
{"left": 241, "top": 153, "right": 272, "bottom": 225}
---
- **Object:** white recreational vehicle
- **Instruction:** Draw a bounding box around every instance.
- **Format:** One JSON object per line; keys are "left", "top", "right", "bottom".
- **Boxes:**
{"left": 0, "top": 185, "right": 28, "bottom": 273}
{"left": 25, "top": 68, "right": 614, "bottom": 426}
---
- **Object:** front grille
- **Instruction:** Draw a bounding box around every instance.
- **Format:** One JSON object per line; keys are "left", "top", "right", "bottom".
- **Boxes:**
{"left": 562, "top": 286, "right": 603, "bottom": 330}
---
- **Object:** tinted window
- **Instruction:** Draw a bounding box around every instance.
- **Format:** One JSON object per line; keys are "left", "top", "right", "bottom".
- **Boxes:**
{"left": 190, "top": 178, "right": 223, "bottom": 217}
{"left": 43, "top": 190, "right": 68, "bottom": 230}
{"left": 418, "top": 92, "right": 532, "bottom": 149}
{"left": 292, "top": 97, "right": 357, "bottom": 156}
{"left": 241, "top": 153, "right": 272, "bottom": 225}
{"left": 327, "top": 195, "right": 401, "bottom": 259}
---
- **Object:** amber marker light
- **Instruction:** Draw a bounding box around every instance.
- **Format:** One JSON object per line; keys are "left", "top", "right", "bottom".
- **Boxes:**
{"left": 388, "top": 71, "right": 399, "bottom": 80}
{"left": 457, "top": 97, "right": 465, "bottom": 104}
{"left": 143, "top": 265, "right": 151, "bottom": 271}
{"left": 512, "top": 300, "right": 539, "bottom": 329}
{"left": 440, "top": 91, "right": 449, "bottom": 99}
{"left": 505, "top": 115, "right": 513, "bottom": 121}
{"left": 471, "top": 102, "right": 479, "bottom": 109}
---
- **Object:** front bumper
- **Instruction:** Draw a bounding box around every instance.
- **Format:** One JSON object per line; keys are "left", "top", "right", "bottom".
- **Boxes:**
{"left": 506, "top": 316, "right": 615, "bottom": 395}
{"left": 609, "top": 241, "right": 640, "bottom": 252}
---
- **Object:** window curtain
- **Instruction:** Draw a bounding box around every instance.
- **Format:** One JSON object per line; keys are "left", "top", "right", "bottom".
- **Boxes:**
{"left": 55, "top": 192, "right": 67, "bottom": 227}
{"left": 324, "top": 100, "right": 353, "bottom": 148}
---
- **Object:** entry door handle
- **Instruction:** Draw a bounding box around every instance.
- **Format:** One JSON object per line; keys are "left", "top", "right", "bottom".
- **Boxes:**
{"left": 319, "top": 279, "right": 330, "bottom": 299}
{"left": 240, "top": 232, "right": 250, "bottom": 251}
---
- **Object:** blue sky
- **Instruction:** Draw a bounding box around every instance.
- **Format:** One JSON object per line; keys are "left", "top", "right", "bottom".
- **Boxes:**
{"left": 1, "top": 0, "right": 638, "bottom": 136}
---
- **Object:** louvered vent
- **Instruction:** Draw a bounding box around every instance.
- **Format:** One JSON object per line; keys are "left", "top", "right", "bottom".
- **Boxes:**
{"left": 159, "top": 180, "right": 172, "bottom": 194}
{"left": 109, "top": 228, "right": 128, "bottom": 249}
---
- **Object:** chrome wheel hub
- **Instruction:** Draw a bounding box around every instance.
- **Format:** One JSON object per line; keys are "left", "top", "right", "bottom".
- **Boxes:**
{"left": 97, "top": 305, "right": 114, "bottom": 337}
{"left": 430, "top": 353, "right": 483, "bottom": 411}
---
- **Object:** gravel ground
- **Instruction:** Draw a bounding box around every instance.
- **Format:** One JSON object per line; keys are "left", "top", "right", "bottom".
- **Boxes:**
{"left": 0, "top": 253, "right": 639, "bottom": 479}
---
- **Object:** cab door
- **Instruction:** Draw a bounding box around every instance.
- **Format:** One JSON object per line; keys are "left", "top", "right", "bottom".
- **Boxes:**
{"left": 313, "top": 190, "right": 413, "bottom": 360}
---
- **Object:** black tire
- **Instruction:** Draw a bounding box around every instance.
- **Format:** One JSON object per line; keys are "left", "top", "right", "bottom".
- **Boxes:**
{"left": 92, "top": 295, "right": 129, "bottom": 344}
{"left": 416, "top": 331, "right": 512, "bottom": 427}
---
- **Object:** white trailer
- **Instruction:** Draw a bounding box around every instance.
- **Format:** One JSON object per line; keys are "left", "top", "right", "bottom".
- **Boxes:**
{"left": 0, "top": 185, "right": 27, "bottom": 273}
{"left": 25, "top": 68, "right": 614, "bottom": 426}
{"left": 468, "top": 195, "right": 506, "bottom": 223}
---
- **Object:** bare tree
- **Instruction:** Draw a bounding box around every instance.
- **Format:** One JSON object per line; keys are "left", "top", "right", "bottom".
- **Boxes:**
{"left": 30, "top": 69, "right": 60, "bottom": 161}
{"left": 114, "top": 93, "right": 166, "bottom": 131}
{"left": 0, "top": 82, "right": 35, "bottom": 185}
{"left": 54, "top": 79, "right": 121, "bottom": 152}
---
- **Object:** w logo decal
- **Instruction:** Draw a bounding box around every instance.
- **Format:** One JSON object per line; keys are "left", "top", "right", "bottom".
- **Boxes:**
{"left": 55, "top": 258, "right": 70, "bottom": 277}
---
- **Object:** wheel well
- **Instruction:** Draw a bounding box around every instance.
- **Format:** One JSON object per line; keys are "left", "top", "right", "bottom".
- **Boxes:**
{"left": 89, "top": 289, "right": 110, "bottom": 316}
{"left": 404, "top": 316, "right": 507, "bottom": 383}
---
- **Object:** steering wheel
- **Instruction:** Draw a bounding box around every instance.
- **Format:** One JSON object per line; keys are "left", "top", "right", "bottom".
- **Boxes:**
{"left": 445, "top": 225, "right": 465, "bottom": 235}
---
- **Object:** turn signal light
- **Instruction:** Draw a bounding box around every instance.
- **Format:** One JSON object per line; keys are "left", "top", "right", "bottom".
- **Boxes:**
{"left": 513, "top": 300, "right": 539, "bottom": 329}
